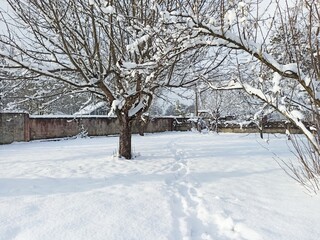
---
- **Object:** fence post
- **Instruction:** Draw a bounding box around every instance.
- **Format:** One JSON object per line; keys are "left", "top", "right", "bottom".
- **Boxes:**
{"left": 0, "top": 112, "right": 30, "bottom": 144}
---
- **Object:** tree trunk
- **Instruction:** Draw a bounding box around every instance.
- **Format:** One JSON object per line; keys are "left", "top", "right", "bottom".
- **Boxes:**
{"left": 118, "top": 113, "right": 132, "bottom": 159}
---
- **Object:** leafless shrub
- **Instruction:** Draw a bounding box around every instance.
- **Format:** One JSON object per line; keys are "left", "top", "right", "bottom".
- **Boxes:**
{"left": 277, "top": 133, "right": 320, "bottom": 194}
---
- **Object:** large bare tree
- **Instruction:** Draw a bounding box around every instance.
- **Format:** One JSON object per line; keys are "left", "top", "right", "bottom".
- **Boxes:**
{"left": 0, "top": 0, "right": 228, "bottom": 159}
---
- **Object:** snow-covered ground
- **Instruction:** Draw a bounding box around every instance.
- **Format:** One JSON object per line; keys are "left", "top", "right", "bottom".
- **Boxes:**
{"left": 0, "top": 132, "right": 319, "bottom": 240}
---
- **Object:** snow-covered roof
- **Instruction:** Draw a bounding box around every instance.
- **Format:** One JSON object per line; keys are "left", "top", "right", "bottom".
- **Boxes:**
{"left": 74, "top": 102, "right": 107, "bottom": 115}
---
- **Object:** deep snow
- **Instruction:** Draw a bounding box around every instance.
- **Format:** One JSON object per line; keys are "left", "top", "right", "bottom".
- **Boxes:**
{"left": 0, "top": 132, "right": 319, "bottom": 240}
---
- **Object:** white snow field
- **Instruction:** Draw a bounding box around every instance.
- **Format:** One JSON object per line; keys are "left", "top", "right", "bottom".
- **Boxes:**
{"left": 0, "top": 132, "right": 320, "bottom": 240}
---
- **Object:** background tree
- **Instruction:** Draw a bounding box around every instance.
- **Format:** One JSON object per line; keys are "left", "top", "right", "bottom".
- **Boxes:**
{"left": 0, "top": 75, "right": 94, "bottom": 114}
{"left": 199, "top": 88, "right": 258, "bottom": 121}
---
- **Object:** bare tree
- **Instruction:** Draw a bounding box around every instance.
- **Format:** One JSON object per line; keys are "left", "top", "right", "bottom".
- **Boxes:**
{"left": 0, "top": 0, "right": 228, "bottom": 159}
{"left": 171, "top": 0, "right": 320, "bottom": 192}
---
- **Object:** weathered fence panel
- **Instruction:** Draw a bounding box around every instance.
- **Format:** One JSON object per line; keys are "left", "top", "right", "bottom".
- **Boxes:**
{"left": 0, "top": 113, "right": 30, "bottom": 144}
{"left": 1, "top": 112, "right": 300, "bottom": 144}
{"left": 0, "top": 113, "right": 178, "bottom": 144}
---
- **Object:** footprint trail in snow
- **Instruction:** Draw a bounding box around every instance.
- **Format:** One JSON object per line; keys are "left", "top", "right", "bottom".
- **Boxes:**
{"left": 164, "top": 139, "right": 264, "bottom": 240}
{"left": 165, "top": 141, "right": 214, "bottom": 240}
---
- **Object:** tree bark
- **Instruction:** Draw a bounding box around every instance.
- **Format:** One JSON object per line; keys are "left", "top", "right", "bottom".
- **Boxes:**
{"left": 118, "top": 112, "right": 132, "bottom": 159}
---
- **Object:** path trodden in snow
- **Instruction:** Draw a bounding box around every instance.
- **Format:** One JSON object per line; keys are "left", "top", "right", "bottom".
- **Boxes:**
{"left": 0, "top": 132, "right": 319, "bottom": 240}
